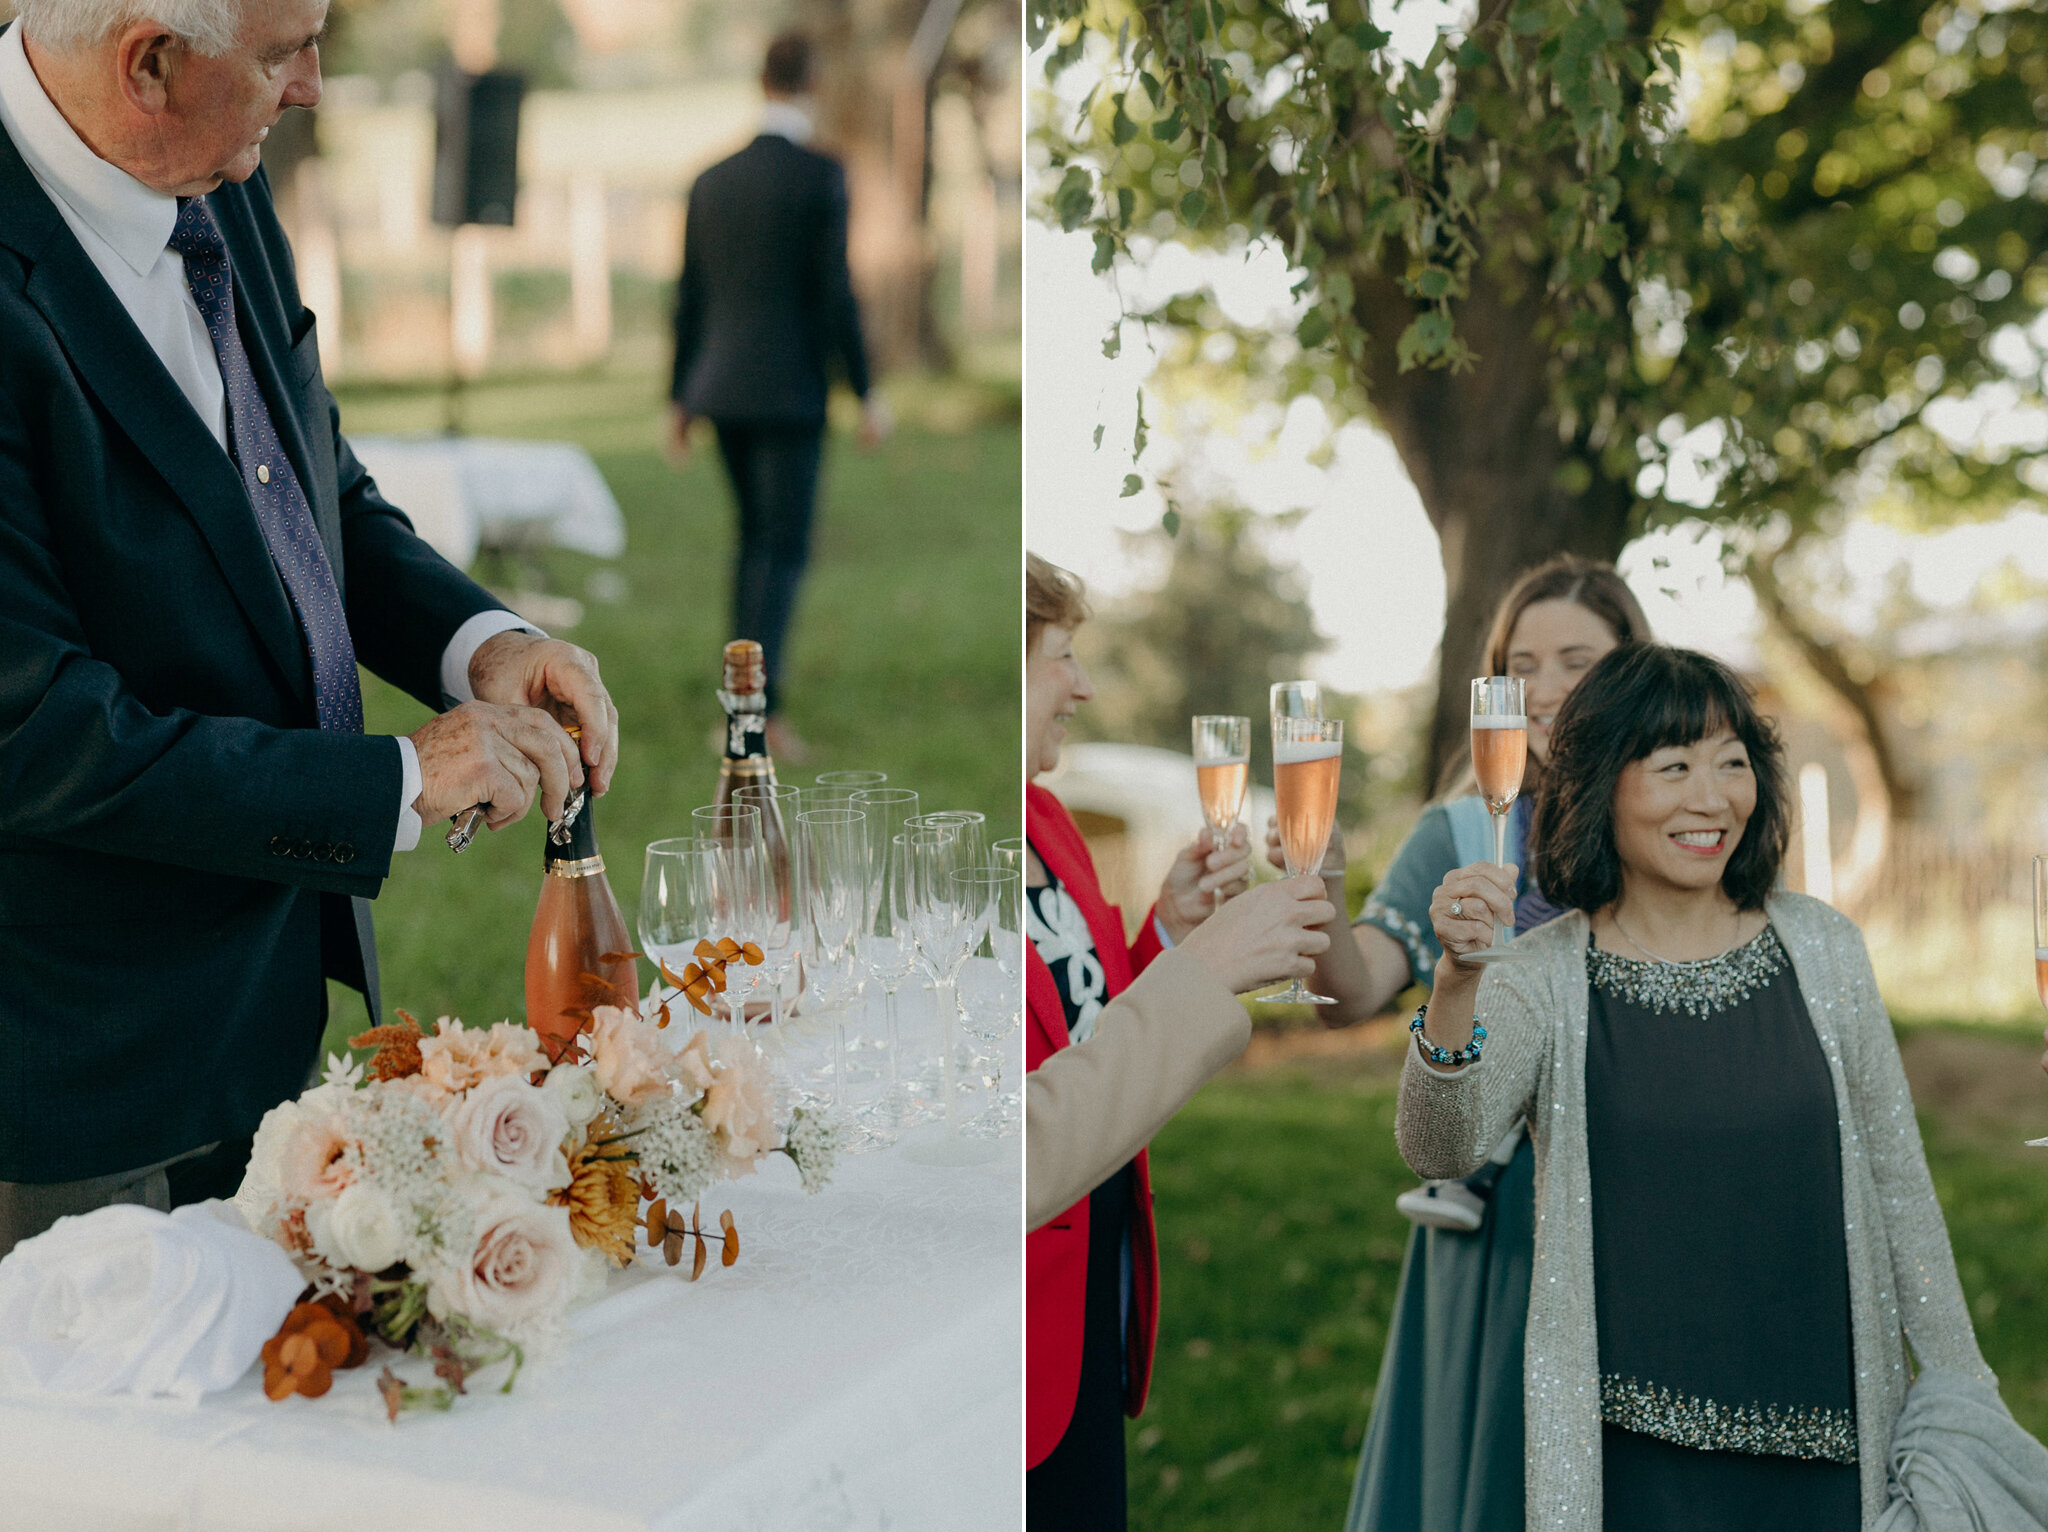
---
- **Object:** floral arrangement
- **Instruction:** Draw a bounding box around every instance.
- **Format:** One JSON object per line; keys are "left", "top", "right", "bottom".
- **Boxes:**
{"left": 233, "top": 999, "right": 842, "bottom": 1417}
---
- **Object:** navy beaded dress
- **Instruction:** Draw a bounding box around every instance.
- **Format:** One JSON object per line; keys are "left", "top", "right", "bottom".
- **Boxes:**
{"left": 1585, "top": 925, "right": 1860, "bottom": 1529}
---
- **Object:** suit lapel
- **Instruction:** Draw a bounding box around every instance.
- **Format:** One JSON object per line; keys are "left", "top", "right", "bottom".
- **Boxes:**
{"left": 0, "top": 123, "right": 308, "bottom": 702}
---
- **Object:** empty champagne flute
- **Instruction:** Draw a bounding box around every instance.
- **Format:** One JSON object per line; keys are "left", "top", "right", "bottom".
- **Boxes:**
{"left": 853, "top": 787, "right": 922, "bottom": 1121}
{"left": 900, "top": 824, "right": 1000, "bottom": 1167}
{"left": 735, "top": 783, "right": 803, "bottom": 1033}
{"left": 992, "top": 837, "right": 1025, "bottom": 875}
{"left": 1192, "top": 715, "right": 1250, "bottom": 911}
{"left": 956, "top": 866, "right": 1023, "bottom": 1139}
{"left": 692, "top": 803, "right": 769, "bottom": 1025}
{"left": 1269, "top": 715, "right": 1342, "bottom": 1004}
{"left": 639, "top": 837, "right": 723, "bottom": 1017}
{"left": 796, "top": 807, "right": 886, "bottom": 1145}
{"left": 814, "top": 770, "right": 887, "bottom": 802}
{"left": 1464, "top": 676, "right": 1532, "bottom": 964}
{"left": 911, "top": 810, "right": 987, "bottom": 873}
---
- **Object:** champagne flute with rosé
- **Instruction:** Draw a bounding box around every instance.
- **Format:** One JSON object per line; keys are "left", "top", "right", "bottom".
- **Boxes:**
{"left": 1192, "top": 715, "right": 1250, "bottom": 912}
{"left": 1268, "top": 715, "right": 1342, "bottom": 1004}
{"left": 1463, "top": 676, "right": 1531, "bottom": 963}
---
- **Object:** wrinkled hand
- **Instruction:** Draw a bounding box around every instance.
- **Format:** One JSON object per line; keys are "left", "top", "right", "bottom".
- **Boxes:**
{"left": 1264, "top": 814, "right": 1345, "bottom": 876}
{"left": 410, "top": 701, "right": 583, "bottom": 830}
{"left": 857, "top": 395, "right": 892, "bottom": 451}
{"left": 467, "top": 630, "right": 619, "bottom": 796}
{"left": 1428, "top": 861, "right": 1519, "bottom": 974}
{"left": 1157, "top": 823, "right": 1253, "bottom": 943}
{"left": 665, "top": 403, "right": 695, "bottom": 468}
{"left": 1180, "top": 875, "right": 1336, "bottom": 996}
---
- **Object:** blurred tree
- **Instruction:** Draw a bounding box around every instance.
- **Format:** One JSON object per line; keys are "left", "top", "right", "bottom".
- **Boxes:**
{"left": 1076, "top": 507, "right": 1375, "bottom": 828}
{"left": 802, "top": 0, "right": 1018, "bottom": 371}
{"left": 1030, "top": 0, "right": 2048, "bottom": 796}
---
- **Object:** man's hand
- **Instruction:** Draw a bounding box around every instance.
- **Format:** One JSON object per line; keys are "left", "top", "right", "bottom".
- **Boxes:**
{"left": 1156, "top": 823, "right": 1253, "bottom": 945}
{"left": 410, "top": 702, "right": 583, "bottom": 829}
{"left": 666, "top": 403, "right": 696, "bottom": 468}
{"left": 467, "top": 630, "right": 619, "bottom": 796}
{"left": 857, "top": 394, "right": 892, "bottom": 451}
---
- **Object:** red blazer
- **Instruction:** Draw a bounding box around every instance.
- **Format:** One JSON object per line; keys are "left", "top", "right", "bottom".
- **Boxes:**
{"left": 1026, "top": 783, "right": 1168, "bottom": 1469}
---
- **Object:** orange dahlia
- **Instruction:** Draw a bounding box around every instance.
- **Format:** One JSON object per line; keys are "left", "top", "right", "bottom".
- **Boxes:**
{"left": 551, "top": 1126, "right": 640, "bottom": 1267}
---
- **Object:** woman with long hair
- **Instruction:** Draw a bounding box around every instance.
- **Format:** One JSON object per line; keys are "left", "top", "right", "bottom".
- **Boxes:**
{"left": 1286, "top": 556, "right": 1651, "bottom": 1532}
{"left": 1024, "top": 553, "right": 1336, "bottom": 1529}
{"left": 1399, "top": 644, "right": 2022, "bottom": 1528}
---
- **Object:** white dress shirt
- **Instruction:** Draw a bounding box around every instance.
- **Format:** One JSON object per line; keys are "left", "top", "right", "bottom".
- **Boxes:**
{"left": 758, "top": 99, "right": 815, "bottom": 144}
{"left": 0, "top": 22, "right": 535, "bottom": 853}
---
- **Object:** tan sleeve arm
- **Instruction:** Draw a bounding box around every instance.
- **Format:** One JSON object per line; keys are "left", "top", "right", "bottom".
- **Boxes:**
{"left": 1025, "top": 948, "right": 1251, "bottom": 1231}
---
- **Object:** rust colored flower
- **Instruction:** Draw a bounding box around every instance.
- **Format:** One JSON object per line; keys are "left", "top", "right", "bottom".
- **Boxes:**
{"left": 349, "top": 1010, "right": 425, "bottom": 1081}
{"left": 377, "top": 1365, "right": 406, "bottom": 1423}
{"left": 261, "top": 1301, "right": 363, "bottom": 1401}
{"left": 550, "top": 1126, "right": 640, "bottom": 1267}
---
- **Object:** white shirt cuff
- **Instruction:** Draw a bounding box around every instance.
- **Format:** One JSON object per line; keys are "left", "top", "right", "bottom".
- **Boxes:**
{"left": 393, "top": 735, "right": 422, "bottom": 854}
{"left": 1153, "top": 912, "right": 1175, "bottom": 950}
{"left": 441, "top": 609, "right": 545, "bottom": 706}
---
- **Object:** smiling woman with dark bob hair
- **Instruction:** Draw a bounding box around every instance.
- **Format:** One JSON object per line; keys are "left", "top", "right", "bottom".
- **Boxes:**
{"left": 1389, "top": 643, "right": 2038, "bottom": 1531}
{"left": 1530, "top": 644, "right": 1791, "bottom": 916}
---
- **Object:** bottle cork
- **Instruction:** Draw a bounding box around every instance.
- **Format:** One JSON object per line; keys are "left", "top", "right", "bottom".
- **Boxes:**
{"left": 722, "top": 640, "right": 765, "bottom": 695}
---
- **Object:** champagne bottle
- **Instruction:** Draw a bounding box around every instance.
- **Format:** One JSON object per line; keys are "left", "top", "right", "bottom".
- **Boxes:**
{"left": 712, "top": 639, "right": 792, "bottom": 920}
{"left": 524, "top": 794, "right": 637, "bottom": 1065}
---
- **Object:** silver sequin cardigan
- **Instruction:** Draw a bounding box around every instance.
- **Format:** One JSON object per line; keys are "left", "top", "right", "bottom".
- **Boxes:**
{"left": 1395, "top": 890, "right": 1996, "bottom": 1530}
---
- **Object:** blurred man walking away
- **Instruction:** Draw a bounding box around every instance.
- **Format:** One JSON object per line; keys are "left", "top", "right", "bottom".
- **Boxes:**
{"left": 668, "top": 29, "right": 886, "bottom": 762}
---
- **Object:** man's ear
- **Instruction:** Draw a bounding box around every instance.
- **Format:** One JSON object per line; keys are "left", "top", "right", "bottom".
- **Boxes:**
{"left": 115, "top": 23, "right": 180, "bottom": 117}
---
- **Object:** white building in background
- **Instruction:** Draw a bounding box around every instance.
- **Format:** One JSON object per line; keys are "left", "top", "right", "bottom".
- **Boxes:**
{"left": 1040, "top": 743, "right": 1277, "bottom": 942}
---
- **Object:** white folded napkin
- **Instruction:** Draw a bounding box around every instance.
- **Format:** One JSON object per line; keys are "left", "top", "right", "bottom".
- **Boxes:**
{"left": 0, "top": 1199, "right": 306, "bottom": 1402}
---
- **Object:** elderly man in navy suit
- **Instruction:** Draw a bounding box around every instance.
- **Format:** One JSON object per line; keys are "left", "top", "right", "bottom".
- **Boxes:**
{"left": 0, "top": 0, "right": 621, "bottom": 1254}
{"left": 668, "top": 29, "right": 885, "bottom": 761}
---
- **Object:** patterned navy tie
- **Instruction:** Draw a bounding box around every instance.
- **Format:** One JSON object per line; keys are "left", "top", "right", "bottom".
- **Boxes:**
{"left": 168, "top": 195, "right": 364, "bottom": 734}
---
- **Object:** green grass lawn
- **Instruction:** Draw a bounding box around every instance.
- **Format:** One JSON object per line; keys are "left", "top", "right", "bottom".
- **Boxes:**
{"left": 1130, "top": 1026, "right": 2048, "bottom": 1531}
{"left": 319, "top": 367, "right": 1018, "bottom": 1053}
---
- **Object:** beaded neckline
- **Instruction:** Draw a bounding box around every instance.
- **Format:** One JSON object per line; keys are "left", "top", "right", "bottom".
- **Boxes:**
{"left": 1587, "top": 924, "right": 1788, "bottom": 1019}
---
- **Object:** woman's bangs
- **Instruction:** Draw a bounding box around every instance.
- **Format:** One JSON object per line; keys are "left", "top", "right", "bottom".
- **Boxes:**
{"left": 1621, "top": 659, "right": 1747, "bottom": 764}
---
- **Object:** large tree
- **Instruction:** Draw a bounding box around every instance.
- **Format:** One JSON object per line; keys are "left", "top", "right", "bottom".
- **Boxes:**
{"left": 1031, "top": 0, "right": 2048, "bottom": 791}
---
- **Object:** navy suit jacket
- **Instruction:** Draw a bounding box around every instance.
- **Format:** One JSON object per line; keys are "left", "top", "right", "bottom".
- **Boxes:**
{"left": 0, "top": 99, "right": 503, "bottom": 1181}
{"left": 669, "top": 134, "right": 871, "bottom": 425}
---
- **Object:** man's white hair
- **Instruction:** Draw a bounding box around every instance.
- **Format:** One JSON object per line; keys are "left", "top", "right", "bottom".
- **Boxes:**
{"left": 12, "top": 0, "right": 247, "bottom": 56}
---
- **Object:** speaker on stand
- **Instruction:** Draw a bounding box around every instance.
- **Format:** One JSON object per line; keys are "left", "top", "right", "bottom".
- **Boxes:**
{"left": 432, "top": 67, "right": 525, "bottom": 433}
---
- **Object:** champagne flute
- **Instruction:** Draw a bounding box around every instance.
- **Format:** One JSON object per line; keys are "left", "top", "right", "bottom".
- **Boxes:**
{"left": 991, "top": 837, "right": 1025, "bottom": 874}
{"left": 900, "top": 825, "right": 1002, "bottom": 1167}
{"left": 1270, "top": 680, "right": 1322, "bottom": 725}
{"left": 796, "top": 807, "right": 884, "bottom": 1144}
{"left": 1463, "top": 676, "right": 1532, "bottom": 965}
{"left": 814, "top": 770, "right": 887, "bottom": 802}
{"left": 639, "top": 837, "right": 722, "bottom": 1018}
{"left": 1192, "top": 715, "right": 1250, "bottom": 911}
{"left": 911, "top": 811, "right": 987, "bottom": 873}
{"left": 691, "top": 803, "right": 769, "bottom": 1025}
{"left": 853, "top": 787, "right": 922, "bottom": 1122}
{"left": 735, "top": 783, "right": 803, "bottom": 1034}
{"left": 956, "top": 866, "right": 1023, "bottom": 1139}
{"left": 1269, "top": 715, "right": 1342, "bottom": 1004}
{"left": 2030, "top": 857, "right": 2048, "bottom": 1148}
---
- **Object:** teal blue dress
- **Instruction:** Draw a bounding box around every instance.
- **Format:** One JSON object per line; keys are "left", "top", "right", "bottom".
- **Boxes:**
{"left": 1343, "top": 797, "right": 1555, "bottom": 1532}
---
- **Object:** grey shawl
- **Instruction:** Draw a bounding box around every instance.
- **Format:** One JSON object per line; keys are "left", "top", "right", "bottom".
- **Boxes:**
{"left": 1396, "top": 891, "right": 2000, "bottom": 1530}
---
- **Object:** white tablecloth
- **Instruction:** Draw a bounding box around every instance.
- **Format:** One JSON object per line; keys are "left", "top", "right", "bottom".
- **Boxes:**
{"left": 349, "top": 436, "right": 629, "bottom": 569}
{"left": 0, "top": 1126, "right": 1020, "bottom": 1531}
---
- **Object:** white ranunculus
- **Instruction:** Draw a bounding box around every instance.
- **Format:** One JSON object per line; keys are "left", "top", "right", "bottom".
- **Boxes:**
{"left": 232, "top": 1099, "right": 305, "bottom": 1238}
{"left": 541, "top": 1063, "right": 603, "bottom": 1129}
{"left": 319, "top": 1182, "right": 404, "bottom": 1273}
{"left": 448, "top": 1073, "right": 571, "bottom": 1195}
{"left": 434, "top": 1192, "right": 578, "bottom": 1336}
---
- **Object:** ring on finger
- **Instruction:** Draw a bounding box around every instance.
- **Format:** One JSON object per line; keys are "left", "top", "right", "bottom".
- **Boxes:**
{"left": 1449, "top": 898, "right": 1464, "bottom": 920}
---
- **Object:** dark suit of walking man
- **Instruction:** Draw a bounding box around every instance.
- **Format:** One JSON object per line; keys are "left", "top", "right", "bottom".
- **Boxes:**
{"left": 0, "top": 0, "right": 619, "bottom": 1254}
{"left": 668, "top": 30, "right": 883, "bottom": 746}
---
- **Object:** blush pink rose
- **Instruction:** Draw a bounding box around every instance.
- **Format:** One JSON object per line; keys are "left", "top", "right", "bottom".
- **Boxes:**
{"left": 588, "top": 1006, "right": 672, "bottom": 1108}
{"left": 447, "top": 1074, "right": 571, "bottom": 1194}
{"left": 437, "top": 1194, "right": 578, "bottom": 1335}
{"left": 421, "top": 1018, "right": 545, "bottom": 1096}
{"left": 700, "top": 1035, "right": 781, "bottom": 1172}
{"left": 672, "top": 1029, "right": 717, "bottom": 1097}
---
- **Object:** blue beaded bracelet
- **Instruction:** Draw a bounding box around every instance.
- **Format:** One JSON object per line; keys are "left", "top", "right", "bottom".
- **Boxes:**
{"left": 1410, "top": 1003, "right": 1485, "bottom": 1067}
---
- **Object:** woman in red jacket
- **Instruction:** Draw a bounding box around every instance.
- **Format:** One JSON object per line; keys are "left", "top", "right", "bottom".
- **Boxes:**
{"left": 1025, "top": 554, "right": 1334, "bottom": 1529}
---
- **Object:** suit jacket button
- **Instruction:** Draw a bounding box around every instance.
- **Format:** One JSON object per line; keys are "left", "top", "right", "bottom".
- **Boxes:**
{"left": 269, "top": 835, "right": 291, "bottom": 856}
{"left": 333, "top": 843, "right": 356, "bottom": 865}
{"left": 312, "top": 842, "right": 333, "bottom": 862}
{"left": 294, "top": 839, "right": 314, "bottom": 859}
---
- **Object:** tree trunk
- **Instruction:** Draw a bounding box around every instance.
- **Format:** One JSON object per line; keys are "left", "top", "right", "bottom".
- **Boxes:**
{"left": 1351, "top": 271, "right": 1635, "bottom": 789}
